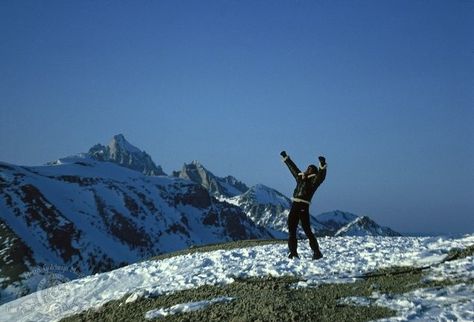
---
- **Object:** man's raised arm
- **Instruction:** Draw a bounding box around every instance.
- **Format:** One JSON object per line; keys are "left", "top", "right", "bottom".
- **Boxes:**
{"left": 280, "top": 151, "right": 301, "bottom": 180}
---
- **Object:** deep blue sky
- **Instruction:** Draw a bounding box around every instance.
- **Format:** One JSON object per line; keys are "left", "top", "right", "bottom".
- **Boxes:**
{"left": 1, "top": 1, "right": 473, "bottom": 234}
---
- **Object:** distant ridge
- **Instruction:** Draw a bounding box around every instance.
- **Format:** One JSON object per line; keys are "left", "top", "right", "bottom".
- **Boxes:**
{"left": 173, "top": 161, "right": 402, "bottom": 239}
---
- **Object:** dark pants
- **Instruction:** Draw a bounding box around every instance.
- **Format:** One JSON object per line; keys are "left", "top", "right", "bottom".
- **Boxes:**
{"left": 288, "top": 202, "right": 320, "bottom": 255}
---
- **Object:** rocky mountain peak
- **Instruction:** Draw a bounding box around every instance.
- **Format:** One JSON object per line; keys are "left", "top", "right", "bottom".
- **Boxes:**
{"left": 108, "top": 134, "right": 141, "bottom": 156}
{"left": 190, "top": 160, "right": 203, "bottom": 167}
{"left": 174, "top": 162, "right": 248, "bottom": 198}
{"left": 88, "top": 134, "right": 165, "bottom": 176}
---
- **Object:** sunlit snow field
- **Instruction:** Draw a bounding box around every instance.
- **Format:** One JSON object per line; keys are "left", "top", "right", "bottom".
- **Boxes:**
{"left": 1, "top": 234, "right": 473, "bottom": 321}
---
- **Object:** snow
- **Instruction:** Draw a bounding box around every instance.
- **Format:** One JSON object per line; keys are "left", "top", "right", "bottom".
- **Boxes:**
{"left": 226, "top": 184, "right": 292, "bottom": 237}
{"left": 144, "top": 296, "right": 235, "bottom": 319}
{"left": 249, "top": 184, "right": 290, "bottom": 206}
{"left": 0, "top": 158, "right": 269, "bottom": 280}
{"left": 229, "top": 184, "right": 290, "bottom": 208}
{"left": 340, "top": 282, "right": 474, "bottom": 321}
{"left": 0, "top": 234, "right": 472, "bottom": 322}
{"left": 316, "top": 210, "right": 358, "bottom": 225}
{"left": 335, "top": 217, "right": 374, "bottom": 236}
{"left": 374, "top": 283, "right": 474, "bottom": 321}
{"left": 218, "top": 181, "right": 244, "bottom": 198}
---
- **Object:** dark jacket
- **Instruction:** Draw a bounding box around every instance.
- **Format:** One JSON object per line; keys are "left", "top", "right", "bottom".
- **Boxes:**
{"left": 282, "top": 155, "right": 327, "bottom": 204}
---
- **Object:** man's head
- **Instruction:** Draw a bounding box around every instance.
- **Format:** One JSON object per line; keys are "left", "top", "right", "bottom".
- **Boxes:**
{"left": 306, "top": 164, "right": 318, "bottom": 175}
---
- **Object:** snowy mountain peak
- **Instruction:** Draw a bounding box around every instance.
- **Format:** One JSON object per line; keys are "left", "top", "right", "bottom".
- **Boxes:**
{"left": 227, "top": 184, "right": 292, "bottom": 239}
{"left": 242, "top": 184, "right": 291, "bottom": 207}
{"left": 335, "top": 215, "right": 401, "bottom": 237}
{"left": 315, "top": 210, "right": 359, "bottom": 232}
{"left": 88, "top": 134, "right": 165, "bottom": 176}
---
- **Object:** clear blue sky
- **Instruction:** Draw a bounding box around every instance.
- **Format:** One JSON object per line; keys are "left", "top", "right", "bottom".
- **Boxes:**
{"left": 1, "top": 1, "right": 473, "bottom": 234}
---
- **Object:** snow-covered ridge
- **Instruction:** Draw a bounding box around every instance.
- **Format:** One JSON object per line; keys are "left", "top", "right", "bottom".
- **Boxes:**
{"left": 179, "top": 163, "right": 401, "bottom": 239}
{"left": 335, "top": 216, "right": 400, "bottom": 237}
{"left": 1, "top": 234, "right": 472, "bottom": 322}
{"left": 316, "top": 210, "right": 358, "bottom": 227}
{"left": 241, "top": 184, "right": 290, "bottom": 206}
{"left": 226, "top": 184, "right": 291, "bottom": 238}
{"left": 225, "top": 183, "right": 401, "bottom": 239}
{"left": 0, "top": 158, "right": 271, "bottom": 303}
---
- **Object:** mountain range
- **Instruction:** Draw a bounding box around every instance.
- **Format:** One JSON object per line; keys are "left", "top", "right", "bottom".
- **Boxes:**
{"left": 0, "top": 134, "right": 400, "bottom": 303}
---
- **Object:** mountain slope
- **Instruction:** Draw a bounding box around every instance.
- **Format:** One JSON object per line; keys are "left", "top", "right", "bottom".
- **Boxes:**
{"left": 227, "top": 187, "right": 400, "bottom": 238}
{"left": 170, "top": 161, "right": 401, "bottom": 238}
{"left": 226, "top": 184, "right": 332, "bottom": 238}
{"left": 0, "top": 159, "right": 271, "bottom": 303}
{"left": 227, "top": 184, "right": 291, "bottom": 238}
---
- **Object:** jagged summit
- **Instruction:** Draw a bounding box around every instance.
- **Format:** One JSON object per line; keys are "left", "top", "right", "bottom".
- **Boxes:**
{"left": 173, "top": 161, "right": 248, "bottom": 198}
{"left": 88, "top": 134, "right": 165, "bottom": 176}
{"left": 108, "top": 134, "right": 141, "bottom": 155}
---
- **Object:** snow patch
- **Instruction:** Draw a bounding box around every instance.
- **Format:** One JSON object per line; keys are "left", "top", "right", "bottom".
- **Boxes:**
{"left": 144, "top": 296, "right": 235, "bottom": 319}
{"left": 375, "top": 283, "right": 474, "bottom": 321}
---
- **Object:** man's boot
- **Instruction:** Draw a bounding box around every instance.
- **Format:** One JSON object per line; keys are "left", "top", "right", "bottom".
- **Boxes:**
{"left": 312, "top": 249, "right": 323, "bottom": 260}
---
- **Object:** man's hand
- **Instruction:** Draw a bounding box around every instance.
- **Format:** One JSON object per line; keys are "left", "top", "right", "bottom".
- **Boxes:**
{"left": 318, "top": 156, "right": 326, "bottom": 166}
{"left": 280, "top": 151, "right": 288, "bottom": 158}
